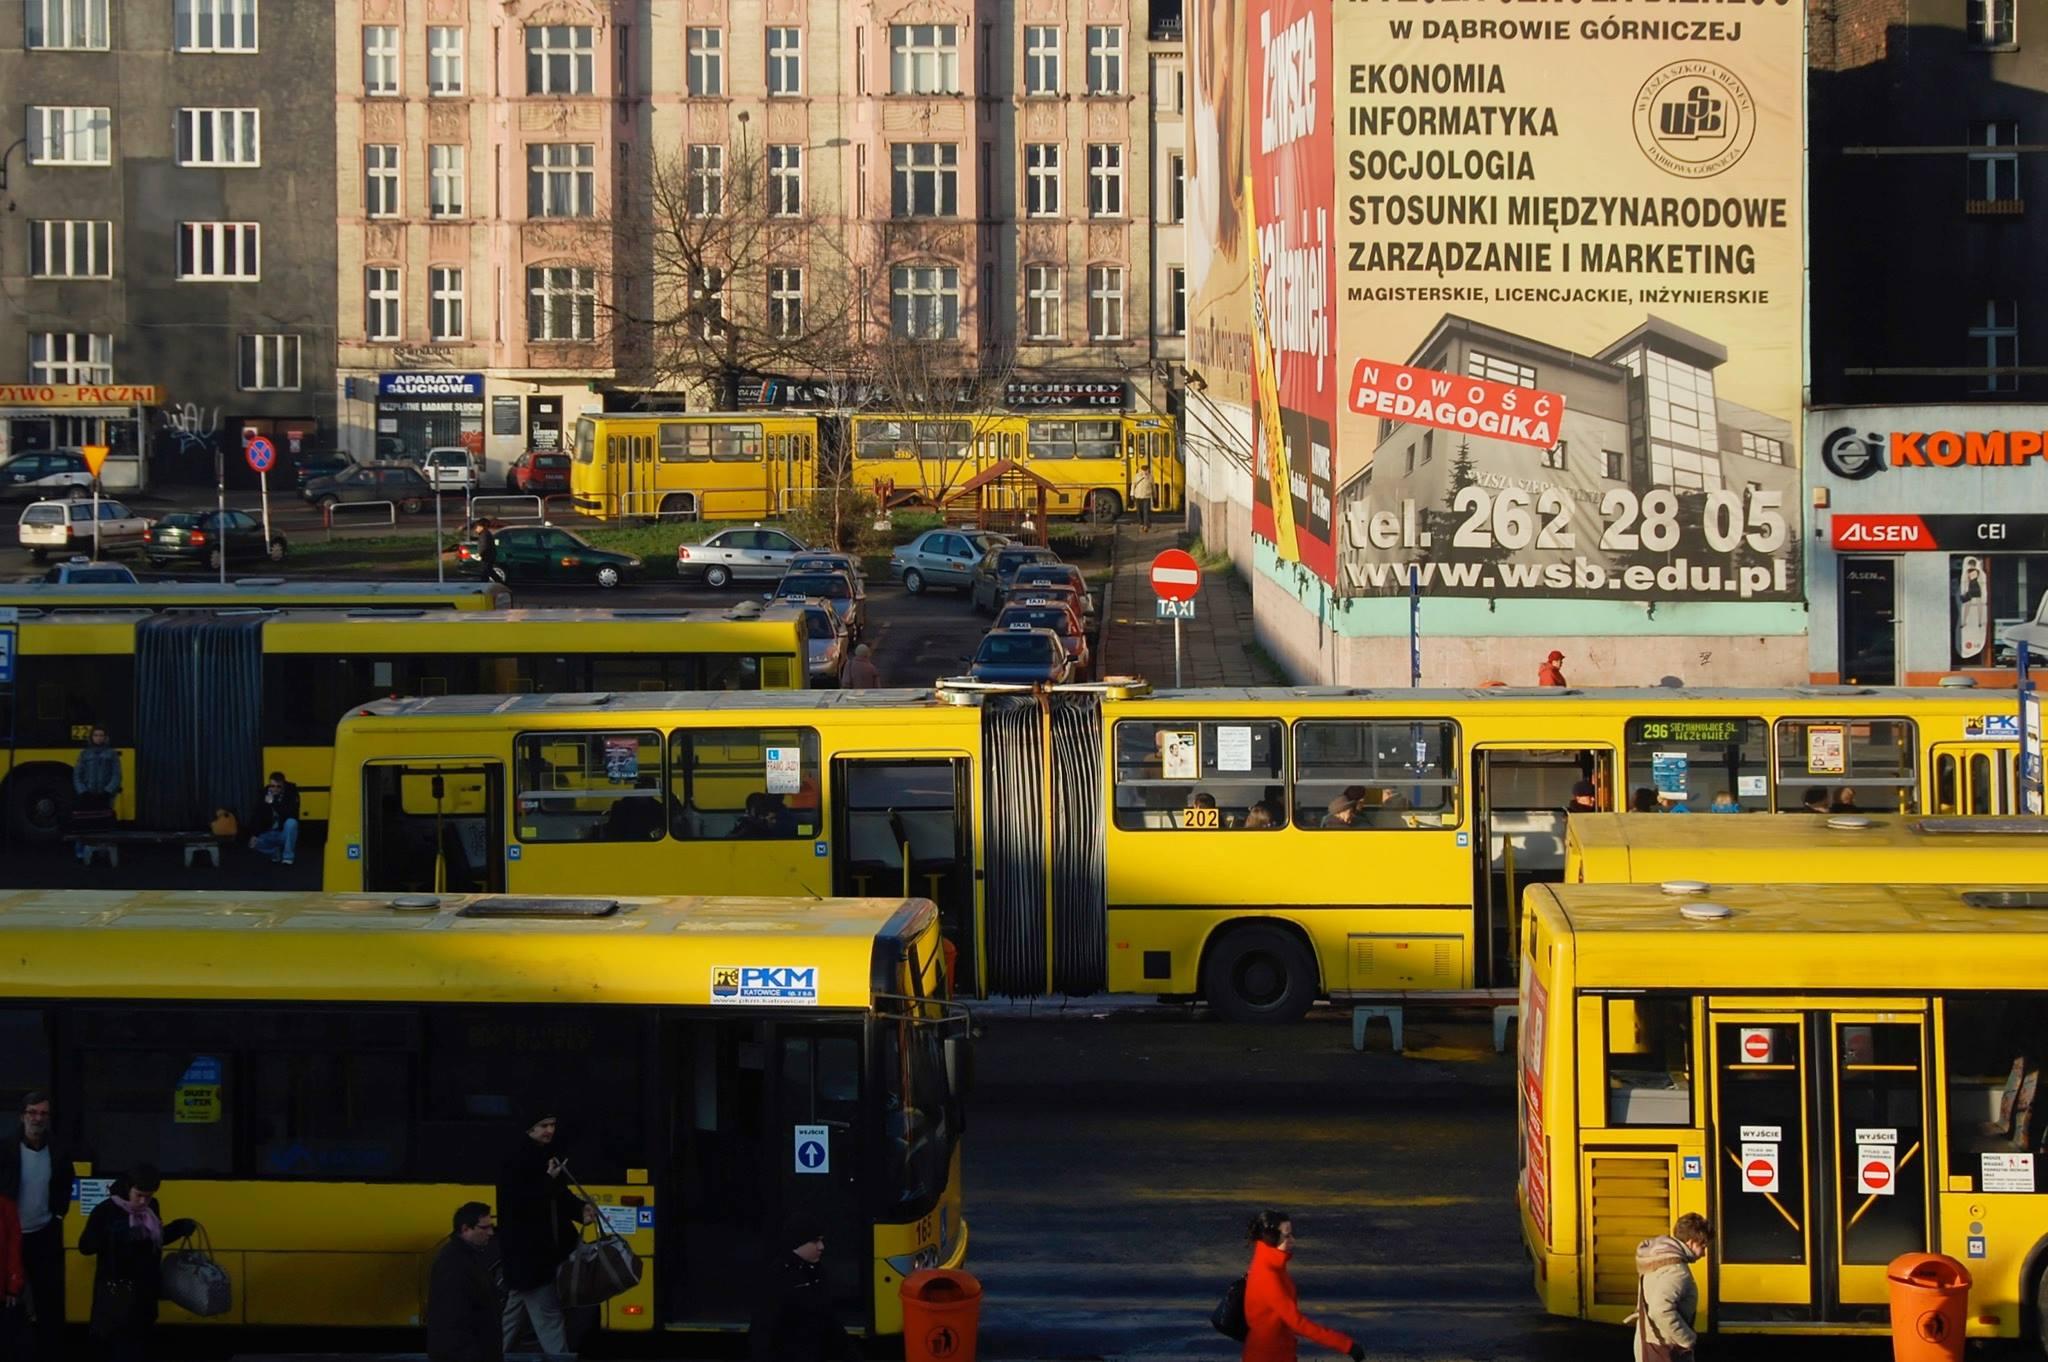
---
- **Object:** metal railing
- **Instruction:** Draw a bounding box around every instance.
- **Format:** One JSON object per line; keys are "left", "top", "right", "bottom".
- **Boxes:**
{"left": 469, "top": 494, "right": 545, "bottom": 524}
{"left": 322, "top": 500, "right": 396, "bottom": 538}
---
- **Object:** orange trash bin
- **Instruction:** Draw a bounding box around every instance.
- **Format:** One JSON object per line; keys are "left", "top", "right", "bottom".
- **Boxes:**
{"left": 1886, "top": 1252, "right": 1972, "bottom": 1362}
{"left": 901, "top": 1268, "right": 982, "bottom": 1362}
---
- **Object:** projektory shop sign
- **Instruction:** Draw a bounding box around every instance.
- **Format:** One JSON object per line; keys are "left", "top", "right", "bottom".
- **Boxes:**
{"left": 1329, "top": 3, "right": 1804, "bottom": 604}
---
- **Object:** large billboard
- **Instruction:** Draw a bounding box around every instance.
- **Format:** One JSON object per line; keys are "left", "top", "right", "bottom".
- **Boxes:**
{"left": 1330, "top": 9, "right": 1806, "bottom": 602}
{"left": 1188, "top": 0, "right": 1254, "bottom": 409}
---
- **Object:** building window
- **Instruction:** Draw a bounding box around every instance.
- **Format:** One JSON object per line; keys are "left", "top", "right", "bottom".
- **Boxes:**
{"left": 429, "top": 267, "right": 465, "bottom": 341}
{"left": 1968, "top": 0, "right": 2016, "bottom": 46}
{"left": 890, "top": 24, "right": 959, "bottom": 95}
{"left": 891, "top": 265, "right": 960, "bottom": 340}
{"left": 686, "top": 144, "right": 725, "bottom": 217}
{"left": 526, "top": 25, "right": 594, "bottom": 94}
{"left": 29, "top": 220, "right": 111, "bottom": 278}
{"left": 1738, "top": 430, "right": 1786, "bottom": 464}
{"left": 1970, "top": 120, "right": 2020, "bottom": 202}
{"left": 1166, "top": 152, "right": 1186, "bottom": 224}
{"left": 891, "top": 143, "right": 959, "bottom": 217}
{"left": 364, "top": 144, "right": 400, "bottom": 218}
{"left": 28, "top": 0, "right": 107, "bottom": 49}
{"left": 177, "top": 222, "right": 260, "bottom": 280}
{"left": 1541, "top": 440, "right": 1567, "bottom": 471}
{"left": 692, "top": 267, "right": 728, "bottom": 339}
{"left": 429, "top": 144, "right": 466, "bottom": 218}
{"left": 176, "top": 108, "right": 259, "bottom": 167}
{"left": 769, "top": 144, "right": 803, "bottom": 217}
{"left": 1025, "top": 143, "right": 1061, "bottom": 217}
{"left": 1086, "top": 26, "right": 1123, "bottom": 95}
{"left": 1627, "top": 345, "right": 1723, "bottom": 492}
{"left": 766, "top": 28, "right": 801, "bottom": 95}
{"left": 528, "top": 144, "right": 596, "bottom": 218}
{"left": 237, "top": 334, "right": 300, "bottom": 391}
{"left": 1087, "top": 143, "right": 1123, "bottom": 217}
{"left": 1167, "top": 265, "right": 1186, "bottom": 335}
{"left": 1468, "top": 351, "right": 1537, "bottom": 388}
{"left": 362, "top": 26, "right": 398, "bottom": 95}
{"left": 1024, "top": 26, "right": 1061, "bottom": 95}
{"left": 29, "top": 332, "right": 111, "bottom": 384}
{"left": 1025, "top": 265, "right": 1063, "bottom": 339}
{"left": 428, "top": 26, "right": 464, "bottom": 95}
{"left": 768, "top": 266, "right": 804, "bottom": 338}
{"left": 528, "top": 265, "right": 596, "bottom": 341}
{"left": 1088, "top": 265, "right": 1125, "bottom": 340}
{"left": 1154, "top": 58, "right": 1185, "bottom": 113}
{"left": 174, "top": 0, "right": 256, "bottom": 52}
{"left": 687, "top": 27, "right": 723, "bottom": 96}
{"left": 1970, "top": 298, "right": 2019, "bottom": 392}
{"left": 1603, "top": 449, "right": 1625, "bottom": 480}
{"left": 365, "top": 267, "right": 400, "bottom": 341}
{"left": 28, "top": 106, "right": 109, "bottom": 165}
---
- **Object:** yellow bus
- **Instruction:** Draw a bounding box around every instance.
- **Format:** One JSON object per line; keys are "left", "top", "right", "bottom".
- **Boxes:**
{"left": 0, "top": 887, "right": 966, "bottom": 1338}
{"left": 847, "top": 411, "right": 1180, "bottom": 520}
{"left": 322, "top": 684, "right": 2022, "bottom": 1020}
{"left": 1, "top": 606, "right": 806, "bottom": 837}
{"left": 1518, "top": 879, "right": 2048, "bottom": 1344}
{"left": 568, "top": 411, "right": 822, "bottom": 520}
{"left": 0, "top": 579, "right": 511, "bottom": 614}
{"left": 1565, "top": 812, "right": 2048, "bottom": 887}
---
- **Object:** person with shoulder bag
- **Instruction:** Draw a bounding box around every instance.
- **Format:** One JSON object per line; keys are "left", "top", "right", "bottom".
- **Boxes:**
{"left": 78, "top": 1166, "right": 195, "bottom": 1362}
{"left": 1239, "top": 1210, "right": 1365, "bottom": 1362}
{"left": 1629, "top": 1213, "right": 1712, "bottom": 1362}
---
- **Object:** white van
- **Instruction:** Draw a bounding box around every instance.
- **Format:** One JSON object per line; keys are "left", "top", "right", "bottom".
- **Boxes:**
{"left": 17, "top": 498, "right": 151, "bottom": 561}
{"left": 421, "top": 447, "right": 480, "bottom": 492}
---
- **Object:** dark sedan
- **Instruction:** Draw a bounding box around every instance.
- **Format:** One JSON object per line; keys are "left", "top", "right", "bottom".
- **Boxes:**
{"left": 769, "top": 570, "right": 866, "bottom": 637}
{"left": 459, "top": 525, "right": 642, "bottom": 589}
{"left": 969, "top": 545, "right": 1063, "bottom": 614}
{"left": 143, "top": 509, "right": 288, "bottom": 570}
{"left": 966, "top": 627, "right": 1074, "bottom": 685}
{"left": 302, "top": 462, "right": 450, "bottom": 515}
{"left": 293, "top": 453, "right": 356, "bottom": 488}
{"left": 1010, "top": 561, "right": 1097, "bottom": 619}
{"left": 992, "top": 603, "right": 1091, "bottom": 679}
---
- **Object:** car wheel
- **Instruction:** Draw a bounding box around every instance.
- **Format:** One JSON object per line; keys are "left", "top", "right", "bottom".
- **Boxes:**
{"left": 206, "top": 547, "right": 224, "bottom": 572}
{"left": 704, "top": 564, "right": 731, "bottom": 588}
{"left": 904, "top": 568, "right": 925, "bottom": 595}
{"left": 1203, "top": 924, "right": 1318, "bottom": 1024}
{"left": 1088, "top": 489, "right": 1123, "bottom": 523}
{"left": 399, "top": 496, "right": 425, "bottom": 515}
{"left": 266, "top": 537, "right": 287, "bottom": 563}
{"left": 316, "top": 495, "right": 339, "bottom": 512}
{"left": 595, "top": 565, "right": 622, "bottom": 589}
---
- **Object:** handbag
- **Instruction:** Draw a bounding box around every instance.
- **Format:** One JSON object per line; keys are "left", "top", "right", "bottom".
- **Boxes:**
{"left": 1210, "top": 1274, "right": 1248, "bottom": 1342}
{"left": 553, "top": 1167, "right": 643, "bottom": 1309}
{"left": 89, "top": 1278, "right": 135, "bottom": 1341}
{"left": 160, "top": 1223, "right": 233, "bottom": 1317}
{"left": 1635, "top": 1276, "right": 1693, "bottom": 1362}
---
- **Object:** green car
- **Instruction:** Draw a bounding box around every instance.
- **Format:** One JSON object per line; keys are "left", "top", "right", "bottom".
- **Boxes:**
{"left": 462, "top": 525, "right": 642, "bottom": 589}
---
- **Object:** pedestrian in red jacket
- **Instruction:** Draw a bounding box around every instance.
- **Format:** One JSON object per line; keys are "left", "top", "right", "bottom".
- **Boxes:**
{"left": 0, "top": 1191, "right": 25, "bottom": 1348}
{"left": 1241, "top": 1210, "right": 1364, "bottom": 1362}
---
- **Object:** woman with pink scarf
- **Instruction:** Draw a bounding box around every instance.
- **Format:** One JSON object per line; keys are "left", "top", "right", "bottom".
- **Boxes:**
{"left": 78, "top": 1166, "right": 194, "bottom": 1361}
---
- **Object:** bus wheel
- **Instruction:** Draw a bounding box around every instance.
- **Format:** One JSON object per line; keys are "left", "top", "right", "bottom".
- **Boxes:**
{"left": 1203, "top": 924, "right": 1316, "bottom": 1024}
{"left": 1088, "top": 490, "right": 1123, "bottom": 523}
{"left": 4, "top": 769, "right": 72, "bottom": 844}
{"left": 660, "top": 494, "right": 698, "bottom": 520}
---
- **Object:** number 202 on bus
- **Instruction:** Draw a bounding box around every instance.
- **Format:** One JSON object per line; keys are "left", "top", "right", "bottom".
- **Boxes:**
{"left": 1345, "top": 488, "right": 1789, "bottom": 556}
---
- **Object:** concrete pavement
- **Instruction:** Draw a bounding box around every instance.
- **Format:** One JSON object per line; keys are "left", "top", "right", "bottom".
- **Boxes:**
{"left": 1096, "top": 522, "right": 1279, "bottom": 689}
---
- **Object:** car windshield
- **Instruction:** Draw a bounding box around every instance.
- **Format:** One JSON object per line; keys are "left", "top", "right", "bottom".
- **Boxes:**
{"left": 57, "top": 567, "right": 134, "bottom": 582}
{"left": 791, "top": 556, "right": 853, "bottom": 573}
{"left": 978, "top": 633, "right": 1055, "bottom": 664}
{"left": 780, "top": 574, "right": 849, "bottom": 598}
{"left": 998, "top": 609, "right": 1071, "bottom": 634}
{"left": 161, "top": 513, "right": 200, "bottom": 528}
{"left": 803, "top": 611, "right": 838, "bottom": 639}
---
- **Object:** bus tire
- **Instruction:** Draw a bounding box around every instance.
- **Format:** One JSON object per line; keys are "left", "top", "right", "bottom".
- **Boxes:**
{"left": 1088, "top": 490, "right": 1122, "bottom": 524}
{"left": 660, "top": 494, "right": 699, "bottom": 520}
{"left": 1202, "top": 923, "right": 1317, "bottom": 1024}
{"left": 904, "top": 569, "right": 925, "bottom": 595}
{"left": 4, "top": 767, "right": 73, "bottom": 844}
{"left": 704, "top": 564, "right": 731, "bottom": 588}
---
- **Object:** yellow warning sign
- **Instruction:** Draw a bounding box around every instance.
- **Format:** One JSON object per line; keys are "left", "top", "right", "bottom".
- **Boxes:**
{"left": 174, "top": 1084, "right": 221, "bottom": 1124}
{"left": 80, "top": 444, "right": 110, "bottom": 478}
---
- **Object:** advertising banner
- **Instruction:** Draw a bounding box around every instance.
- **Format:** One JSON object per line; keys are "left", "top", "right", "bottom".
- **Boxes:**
{"left": 1331, "top": 7, "right": 1805, "bottom": 602}
{"left": 1189, "top": 0, "right": 1254, "bottom": 409}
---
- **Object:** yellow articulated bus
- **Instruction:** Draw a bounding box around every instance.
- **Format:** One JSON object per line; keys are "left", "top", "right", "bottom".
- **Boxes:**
{"left": 847, "top": 411, "right": 1180, "bottom": 521}
{"left": 0, "top": 606, "right": 805, "bottom": 838}
{"left": 1566, "top": 811, "right": 2048, "bottom": 887}
{"left": 1518, "top": 879, "right": 2048, "bottom": 1346}
{"left": 321, "top": 684, "right": 2021, "bottom": 1020}
{"left": 1, "top": 887, "right": 966, "bottom": 1338}
{"left": 568, "top": 411, "right": 823, "bottom": 521}
{"left": 0, "top": 579, "right": 511, "bottom": 614}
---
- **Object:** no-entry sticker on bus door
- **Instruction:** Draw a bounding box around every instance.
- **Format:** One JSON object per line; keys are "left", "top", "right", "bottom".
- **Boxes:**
{"left": 1740, "top": 1141, "right": 1779, "bottom": 1194}
{"left": 1738, "top": 1028, "right": 1774, "bottom": 1063}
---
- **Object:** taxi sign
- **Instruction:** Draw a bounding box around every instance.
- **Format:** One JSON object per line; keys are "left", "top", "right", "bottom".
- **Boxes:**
{"left": 245, "top": 435, "right": 278, "bottom": 474}
{"left": 80, "top": 444, "right": 110, "bottom": 479}
{"left": 1151, "top": 548, "right": 1201, "bottom": 602}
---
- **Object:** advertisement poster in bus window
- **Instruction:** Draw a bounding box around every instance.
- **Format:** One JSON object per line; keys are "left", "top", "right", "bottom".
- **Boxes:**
{"left": 1188, "top": 0, "right": 1253, "bottom": 408}
{"left": 1330, "top": 6, "right": 1804, "bottom": 603}
{"left": 1951, "top": 553, "right": 2048, "bottom": 670}
{"left": 1520, "top": 973, "right": 1549, "bottom": 1243}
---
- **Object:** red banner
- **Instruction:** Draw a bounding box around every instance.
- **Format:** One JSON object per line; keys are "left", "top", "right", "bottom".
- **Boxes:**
{"left": 1346, "top": 359, "right": 1566, "bottom": 451}
{"left": 1830, "top": 514, "right": 1936, "bottom": 551}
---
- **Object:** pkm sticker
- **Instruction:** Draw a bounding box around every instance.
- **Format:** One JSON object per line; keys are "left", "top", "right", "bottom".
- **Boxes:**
{"left": 1968, "top": 1236, "right": 1988, "bottom": 1260}
{"left": 1682, "top": 1155, "right": 1703, "bottom": 1181}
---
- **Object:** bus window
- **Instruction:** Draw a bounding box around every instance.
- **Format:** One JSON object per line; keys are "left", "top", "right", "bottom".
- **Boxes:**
{"left": 1074, "top": 419, "right": 1118, "bottom": 459}
{"left": 658, "top": 422, "right": 702, "bottom": 462}
{"left": 1835, "top": 1020, "right": 1929, "bottom": 1264}
{"left": 249, "top": 1010, "right": 416, "bottom": 1178}
{"left": 72, "top": 1006, "right": 242, "bottom": 1177}
{"left": 914, "top": 421, "right": 973, "bottom": 462}
{"left": 573, "top": 416, "right": 595, "bottom": 462}
{"left": 1603, "top": 995, "right": 1692, "bottom": 1126}
{"left": 1027, "top": 420, "right": 1075, "bottom": 458}
{"left": 18, "top": 653, "right": 135, "bottom": 746}
{"left": 669, "top": 727, "right": 821, "bottom": 840}
{"left": 1623, "top": 716, "right": 1766, "bottom": 813}
{"left": 710, "top": 423, "right": 764, "bottom": 462}
{"left": 880, "top": 1013, "right": 954, "bottom": 1212}
{"left": 1293, "top": 719, "right": 1458, "bottom": 829}
{"left": 0, "top": 1008, "right": 49, "bottom": 1104}
{"left": 1942, "top": 995, "right": 2048, "bottom": 1191}
{"left": 514, "top": 730, "right": 666, "bottom": 842}
{"left": 1772, "top": 718, "right": 1918, "bottom": 814}
{"left": 1934, "top": 753, "right": 1959, "bottom": 814}
{"left": 857, "top": 420, "right": 907, "bottom": 459}
{"left": 1113, "top": 719, "right": 1284, "bottom": 830}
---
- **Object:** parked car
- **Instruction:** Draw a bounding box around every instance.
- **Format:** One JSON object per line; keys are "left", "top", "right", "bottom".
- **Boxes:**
{"left": 293, "top": 452, "right": 356, "bottom": 488}
{"left": 302, "top": 462, "right": 448, "bottom": 515}
{"left": 1011, "top": 561, "right": 1097, "bottom": 619}
{"left": 992, "top": 602, "right": 1091, "bottom": 679}
{"left": 786, "top": 550, "right": 865, "bottom": 580}
{"left": 0, "top": 450, "right": 92, "bottom": 501}
{"left": 18, "top": 498, "right": 150, "bottom": 562}
{"left": 769, "top": 570, "right": 866, "bottom": 638}
{"left": 677, "top": 525, "right": 807, "bottom": 586}
{"left": 506, "top": 449, "right": 572, "bottom": 496}
{"left": 969, "top": 544, "right": 1064, "bottom": 614}
{"left": 891, "top": 527, "right": 1008, "bottom": 595}
{"left": 459, "top": 524, "right": 642, "bottom": 589}
{"left": 794, "top": 600, "right": 851, "bottom": 686}
{"left": 35, "top": 557, "right": 139, "bottom": 584}
{"left": 421, "top": 446, "right": 480, "bottom": 493}
{"left": 966, "top": 626, "right": 1074, "bottom": 684}
{"left": 144, "top": 509, "right": 288, "bottom": 569}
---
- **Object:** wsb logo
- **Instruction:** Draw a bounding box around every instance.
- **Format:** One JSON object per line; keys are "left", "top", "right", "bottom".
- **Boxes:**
{"left": 1657, "top": 85, "right": 1726, "bottom": 139}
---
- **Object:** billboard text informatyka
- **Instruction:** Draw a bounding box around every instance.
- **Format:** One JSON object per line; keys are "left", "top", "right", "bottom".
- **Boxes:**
{"left": 1331, "top": 7, "right": 1805, "bottom": 604}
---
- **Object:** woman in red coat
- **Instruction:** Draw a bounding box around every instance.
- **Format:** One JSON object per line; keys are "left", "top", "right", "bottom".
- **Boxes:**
{"left": 0, "top": 1192, "right": 24, "bottom": 1354}
{"left": 1242, "top": 1210, "right": 1364, "bottom": 1362}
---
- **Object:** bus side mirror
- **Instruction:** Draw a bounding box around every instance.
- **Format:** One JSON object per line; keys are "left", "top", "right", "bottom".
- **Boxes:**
{"left": 944, "top": 1033, "right": 974, "bottom": 1103}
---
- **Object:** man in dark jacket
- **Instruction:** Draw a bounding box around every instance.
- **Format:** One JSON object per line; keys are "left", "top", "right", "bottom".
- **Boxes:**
{"left": 495, "top": 1112, "right": 590, "bottom": 1359}
{"left": 250, "top": 771, "right": 302, "bottom": 865}
{"left": 748, "top": 1222, "right": 861, "bottom": 1362}
{"left": 0, "top": 1091, "right": 75, "bottom": 1361}
{"left": 427, "top": 1201, "right": 503, "bottom": 1362}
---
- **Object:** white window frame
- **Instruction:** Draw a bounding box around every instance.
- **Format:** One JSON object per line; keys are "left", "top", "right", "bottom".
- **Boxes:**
{"left": 693, "top": 266, "right": 728, "bottom": 340}
{"left": 769, "top": 144, "right": 804, "bottom": 217}
{"left": 27, "top": 0, "right": 108, "bottom": 50}
{"left": 177, "top": 221, "right": 261, "bottom": 281}
{"left": 429, "top": 266, "right": 466, "bottom": 341}
{"left": 766, "top": 28, "right": 802, "bottom": 96}
{"left": 237, "top": 334, "right": 301, "bottom": 391}
{"left": 687, "top": 27, "right": 724, "bottom": 96}
{"left": 29, "top": 220, "right": 112, "bottom": 278}
{"left": 364, "top": 143, "right": 401, "bottom": 219}
{"left": 429, "top": 143, "right": 466, "bottom": 218}
{"left": 891, "top": 142, "right": 959, "bottom": 218}
{"left": 365, "top": 266, "right": 401, "bottom": 341}
{"left": 176, "top": 107, "right": 260, "bottom": 167}
{"left": 428, "top": 26, "right": 465, "bottom": 96}
{"left": 889, "top": 24, "right": 959, "bottom": 95}
{"left": 1970, "top": 298, "right": 2019, "bottom": 393}
{"left": 28, "top": 332, "right": 112, "bottom": 384}
{"left": 363, "top": 25, "right": 399, "bottom": 96}
{"left": 768, "top": 266, "right": 804, "bottom": 338}
{"left": 1085, "top": 25, "right": 1123, "bottom": 95}
{"left": 525, "top": 24, "right": 594, "bottom": 95}
{"left": 1026, "top": 143, "right": 1061, "bottom": 217}
{"left": 1970, "top": 120, "right": 2020, "bottom": 201}
{"left": 1024, "top": 264, "right": 1063, "bottom": 340}
{"left": 527, "top": 143, "right": 596, "bottom": 218}
{"left": 28, "top": 106, "right": 109, "bottom": 165}
{"left": 527, "top": 265, "right": 597, "bottom": 341}
{"left": 687, "top": 143, "right": 725, "bottom": 218}
{"left": 175, "top": 0, "right": 257, "bottom": 53}
{"left": 1087, "top": 143, "right": 1123, "bottom": 218}
{"left": 890, "top": 264, "right": 960, "bottom": 340}
{"left": 1087, "top": 264, "right": 1125, "bottom": 340}
{"left": 1024, "top": 26, "right": 1061, "bottom": 96}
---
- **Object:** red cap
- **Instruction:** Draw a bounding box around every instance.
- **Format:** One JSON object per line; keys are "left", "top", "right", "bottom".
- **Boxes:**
{"left": 1547, "top": 650, "right": 1566, "bottom": 662}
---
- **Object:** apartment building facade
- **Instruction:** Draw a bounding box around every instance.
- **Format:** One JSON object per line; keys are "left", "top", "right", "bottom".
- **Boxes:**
{"left": 1, "top": 0, "right": 337, "bottom": 486}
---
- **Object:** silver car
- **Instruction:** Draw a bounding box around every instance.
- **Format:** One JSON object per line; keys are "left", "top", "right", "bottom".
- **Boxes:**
{"left": 891, "top": 527, "right": 1005, "bottom": 595}
{"left": 795, "top": 600, "right": 850, "bottom": 686}
{"left": 676, "top": 525, "right": 807, "bottom": 586}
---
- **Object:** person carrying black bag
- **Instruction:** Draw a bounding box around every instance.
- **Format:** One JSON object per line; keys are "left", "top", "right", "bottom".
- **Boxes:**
{"left": 495, "top": 1111, "right": 592, "bottom": 1359}
{"left": 78, "top": 1167, "right": 194, "bottom": 1362}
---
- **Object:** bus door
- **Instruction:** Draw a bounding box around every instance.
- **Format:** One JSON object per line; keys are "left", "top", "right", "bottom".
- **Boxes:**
{"left": 1708, "top": 1006, "right": 1931, "bottom": 1325}
{"left": 1472, "top": 746, "right": 1614, "bottom": 987}
{"left": 358, "top": 759, "right": 505, "bottom": 894}
{"left": 608, "top": 433, "right": 655, "bottom": 518}
{"left": 831, "top": 758, "right": 977, "bottom": 992}
{"left": 1930, "top": 742, "right": 2019, "bottom": 813}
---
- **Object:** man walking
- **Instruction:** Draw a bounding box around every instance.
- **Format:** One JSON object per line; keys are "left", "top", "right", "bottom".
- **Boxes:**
{"left": 1131, "top": 465, "right": 1155, "bottom": 530}
{"left": 0, "top": 1092, "right": 75, "bottom": 1361}
{"left": 496, "top": 1112, "right": 591, "bottom": 1360}
{"left": 427, "top": 1201, "right": 503, "bottom": 1362}
{"left": 749, "top": 1222, "right": 861, "bottom": 1361}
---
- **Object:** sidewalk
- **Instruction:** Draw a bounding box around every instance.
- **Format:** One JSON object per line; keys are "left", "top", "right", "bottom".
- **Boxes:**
{"left": 1096, "top": 520, "right": 1280, "bottom": 688}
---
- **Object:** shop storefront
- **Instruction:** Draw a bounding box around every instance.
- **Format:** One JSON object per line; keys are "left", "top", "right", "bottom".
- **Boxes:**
{"left": 0, "top": 384, "right": 160, "bottom": 492}
{"left": 1809, "top": 405, "right": 2048, "bottom": 685}
{"left": 376, "top": 372, "right": 483, "bottom": 460}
